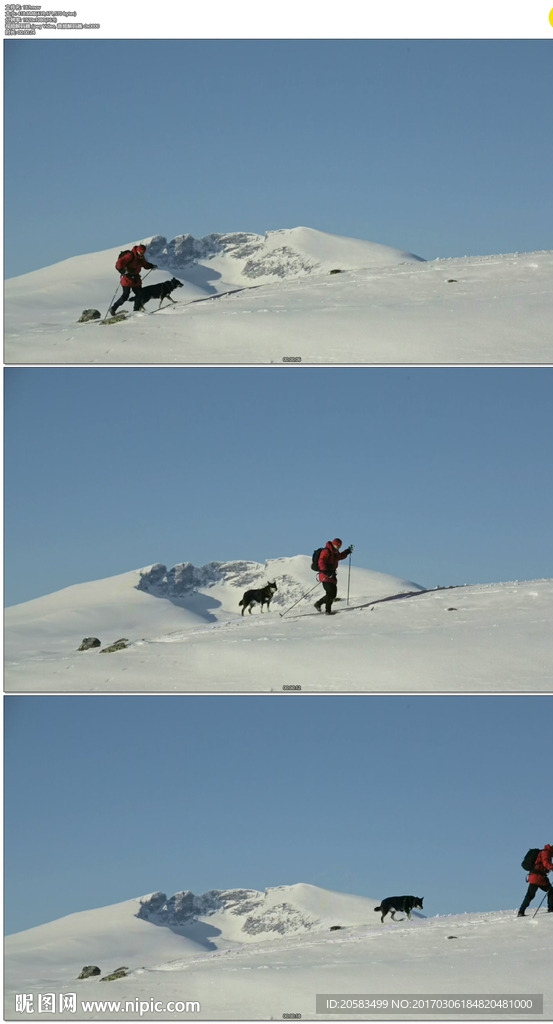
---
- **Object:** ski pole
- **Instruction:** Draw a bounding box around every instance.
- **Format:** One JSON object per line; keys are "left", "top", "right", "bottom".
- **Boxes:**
{"left": 347, "top": 551, "right": 352, "bottom": 606}
{"left": 102, "top": 285, "right": 120, "bottom": 322}
{"left": 532, "top": 892, "right": 548, "bottom": 918}
{"left": 279, "top": 582, "right": 321, "bottom": 618}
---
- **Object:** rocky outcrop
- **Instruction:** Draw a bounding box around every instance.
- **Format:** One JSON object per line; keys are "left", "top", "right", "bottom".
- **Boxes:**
{"left": 78, "top": 637, "right": 101, "bottom": 651}
{"left": 78, "top": 637, "right": 130, "bottom": 653}
{"left": 146, "top": 232, "right": 319, "bottom": 281}
{"left": 138, "top": 888, "right": 316, "bottom": 937}
{"left": 99, "top": 639, "right": 129, "bottom": 653}
{"left": 77, "top": 309, "right": 101, "bottom": 322}
{"left": 100, "top": 967, "right": 130, "bottom": 981}
{"left": 77, "top": 966, "right": 101, "bottom": 979}
{"left": 137, "top": 560, "right": 271, "bottom": 598}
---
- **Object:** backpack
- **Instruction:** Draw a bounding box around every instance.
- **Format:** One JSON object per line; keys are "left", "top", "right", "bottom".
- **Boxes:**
{"left": 311, "top": 547, "right": 324, "bottom": 571}
{"left": 115, "top": 249, "right": 132, "bottom": 272}
{"left": 521, "top": 848, "right": 540, "bottom": 872}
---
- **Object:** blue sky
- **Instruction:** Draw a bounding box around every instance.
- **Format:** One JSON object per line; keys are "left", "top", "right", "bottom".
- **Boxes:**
{"left": 4, "top": 39, "right": 553, "bottom": 278}
{"left": 4, "top": 694, "right": 552, "bottom": 934}
{"left": 4, "top": 366, "right": 553, "bottom": 606}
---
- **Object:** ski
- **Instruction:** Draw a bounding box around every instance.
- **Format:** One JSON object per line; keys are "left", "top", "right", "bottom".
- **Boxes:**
{"left": 100, "top": 301, "right": 181, "bottom": 324}
{"left": 146, "top": 301, "right": 181, "bottom": 314}
{"left": 283, "top": 609, "right": 344, "bottom": 620}
{"left": 99, "top": 312, "right": 128, "bottom": 325}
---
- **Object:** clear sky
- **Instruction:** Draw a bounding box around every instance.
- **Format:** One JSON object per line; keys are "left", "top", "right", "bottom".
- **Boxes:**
{"left": 4, "top": 694, "right": 552, "bottom": 934}
{"left": 4, "top": 38, "right": 553, "bottom": 278}
{"left": 4, "top": 366, "right": 553, "bottom": 606}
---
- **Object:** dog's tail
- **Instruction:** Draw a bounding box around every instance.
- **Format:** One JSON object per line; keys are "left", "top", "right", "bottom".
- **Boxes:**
{"left": 238, "top": 598, "right": 244, "bottom": 606}
{"left": 373, "top": 906, "right": 381, "bottom": 913}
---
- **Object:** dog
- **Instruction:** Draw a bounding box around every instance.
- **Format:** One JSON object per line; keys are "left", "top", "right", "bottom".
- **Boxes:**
{"left": 135, "top": 277, "right": 183, "bottom": 310}
{"left": 374, "top": 896, "right": 424, "bottom": 923}
{"left": 239, "top": 581, "right": 277, "bottom": 615}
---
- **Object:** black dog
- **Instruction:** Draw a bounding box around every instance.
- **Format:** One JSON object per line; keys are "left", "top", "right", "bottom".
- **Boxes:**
{"left": 239, "top": 581, "right": 277, "bottom": 615}
{"left": 135, "top": 277, "right": 183, "bottom": 310}
{"left": 374, "top": 896, "right": 424, "bottom": 923}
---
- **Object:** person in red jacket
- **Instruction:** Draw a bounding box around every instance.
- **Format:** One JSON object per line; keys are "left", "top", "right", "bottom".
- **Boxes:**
{"left": 518, "top": 845, "right": 553, "bottom": 916}
{"left": 314, "top": 538, "right": 353, "bottom": 615}
{"left": 110, "top": 244, "right": 157, "bottom": 315}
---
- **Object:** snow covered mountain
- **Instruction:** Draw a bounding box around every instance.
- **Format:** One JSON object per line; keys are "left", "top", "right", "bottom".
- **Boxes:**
{"left": 146, "top": 226, "right": 424, "bottom": 284}
{"left": 135, "top": 884, "right": 378, "bottom": 940}
{"left": 5, "top": 884, "right": 553, "bottom": 1020}
{"left": 4, "top": 556, "right": 552, "bottom": 692}
{"left": 4, "top": 226, "right": 552, "bottom": 364}
{"left": 4, "top": 225, "right": 422, "bottom": 328}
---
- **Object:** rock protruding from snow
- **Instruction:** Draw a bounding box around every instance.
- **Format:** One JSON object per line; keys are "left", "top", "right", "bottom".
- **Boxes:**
{"left": 77, "top": 965, "right": 101, "bottom": 979}
{"left": 77, "top": 637, "right": 101, "bottom": 651}
{"left": 137, "top": 560, "right": 274, "bottom": 597}
{"left": 76, "top": 309, "right": 101, "bottom": 322}
{"left": 146, "top": 226, "right": 425, "bottom": 285}
{"left": 138, "top": 887, "right": 319, "bottom": 937}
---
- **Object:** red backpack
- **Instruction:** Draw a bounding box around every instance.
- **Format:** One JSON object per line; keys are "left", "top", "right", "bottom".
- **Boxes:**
{"left": 115, "top": 249, "right": 132, "bottom": 273}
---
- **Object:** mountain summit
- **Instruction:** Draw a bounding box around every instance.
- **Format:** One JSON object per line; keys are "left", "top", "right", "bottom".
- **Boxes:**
{"left": 145, "top": 226, "right": 425, "bottom": 287}
{"left": 137, "top": 883, "right": 378, "bottom": 940}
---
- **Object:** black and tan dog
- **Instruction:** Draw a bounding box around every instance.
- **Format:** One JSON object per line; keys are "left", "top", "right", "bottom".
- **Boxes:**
{"left": 136, "top": 277, "right": 183, "bottom": 310}
{"left": 374, "top": 896, "right": 424, "bottom": 923}
{"left": 239, "top": 581, "right": 278, "bottom": 615}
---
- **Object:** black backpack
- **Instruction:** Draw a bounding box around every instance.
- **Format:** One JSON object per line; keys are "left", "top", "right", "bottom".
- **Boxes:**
{"left": 311, "top": 547, "right": 324, "bottom": 571}
{"left": 521, "top": 848, "right": 540, "bottom": 872}
{"left": 115, "top": 249, "right": 132, "bottom": 272}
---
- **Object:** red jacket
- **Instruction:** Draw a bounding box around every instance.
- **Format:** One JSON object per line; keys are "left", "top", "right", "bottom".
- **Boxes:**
{"left": 119, "top": 246, "right": 155, "bottom": 287}
{"left": 528, "top": 846, "right": 553, "bottom": 885}
{"left": 317, "top": 541, "right": 350, "bottom": 583}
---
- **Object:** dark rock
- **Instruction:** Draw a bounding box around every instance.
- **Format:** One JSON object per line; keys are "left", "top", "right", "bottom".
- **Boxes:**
{"left": 100, "top": 313, "right": 127, "bottom": 325}
{"left": 100, "top": 639, "right": 129, "bottom": 653}
{"left": 78, "top": 637, "right": 101, "bottom": 651}
{"left": 77, "top": 966, "right": 101, "bottom": 979}
{"left": 100, "top": 967, "right": 130, "bottom": 981}
{"left": 77, "top": 309, "right": 101, "bottom": 322}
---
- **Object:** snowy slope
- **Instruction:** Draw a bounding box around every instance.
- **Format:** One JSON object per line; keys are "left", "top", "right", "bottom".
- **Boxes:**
{"left": 5, "top": 885, "right": 553, "bottom": 1020}
{"left": 4, "top": 228, "right": 551, "bottom": 364}
{"left": 4, "top": 558, "right": 552, "bottom": 692}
